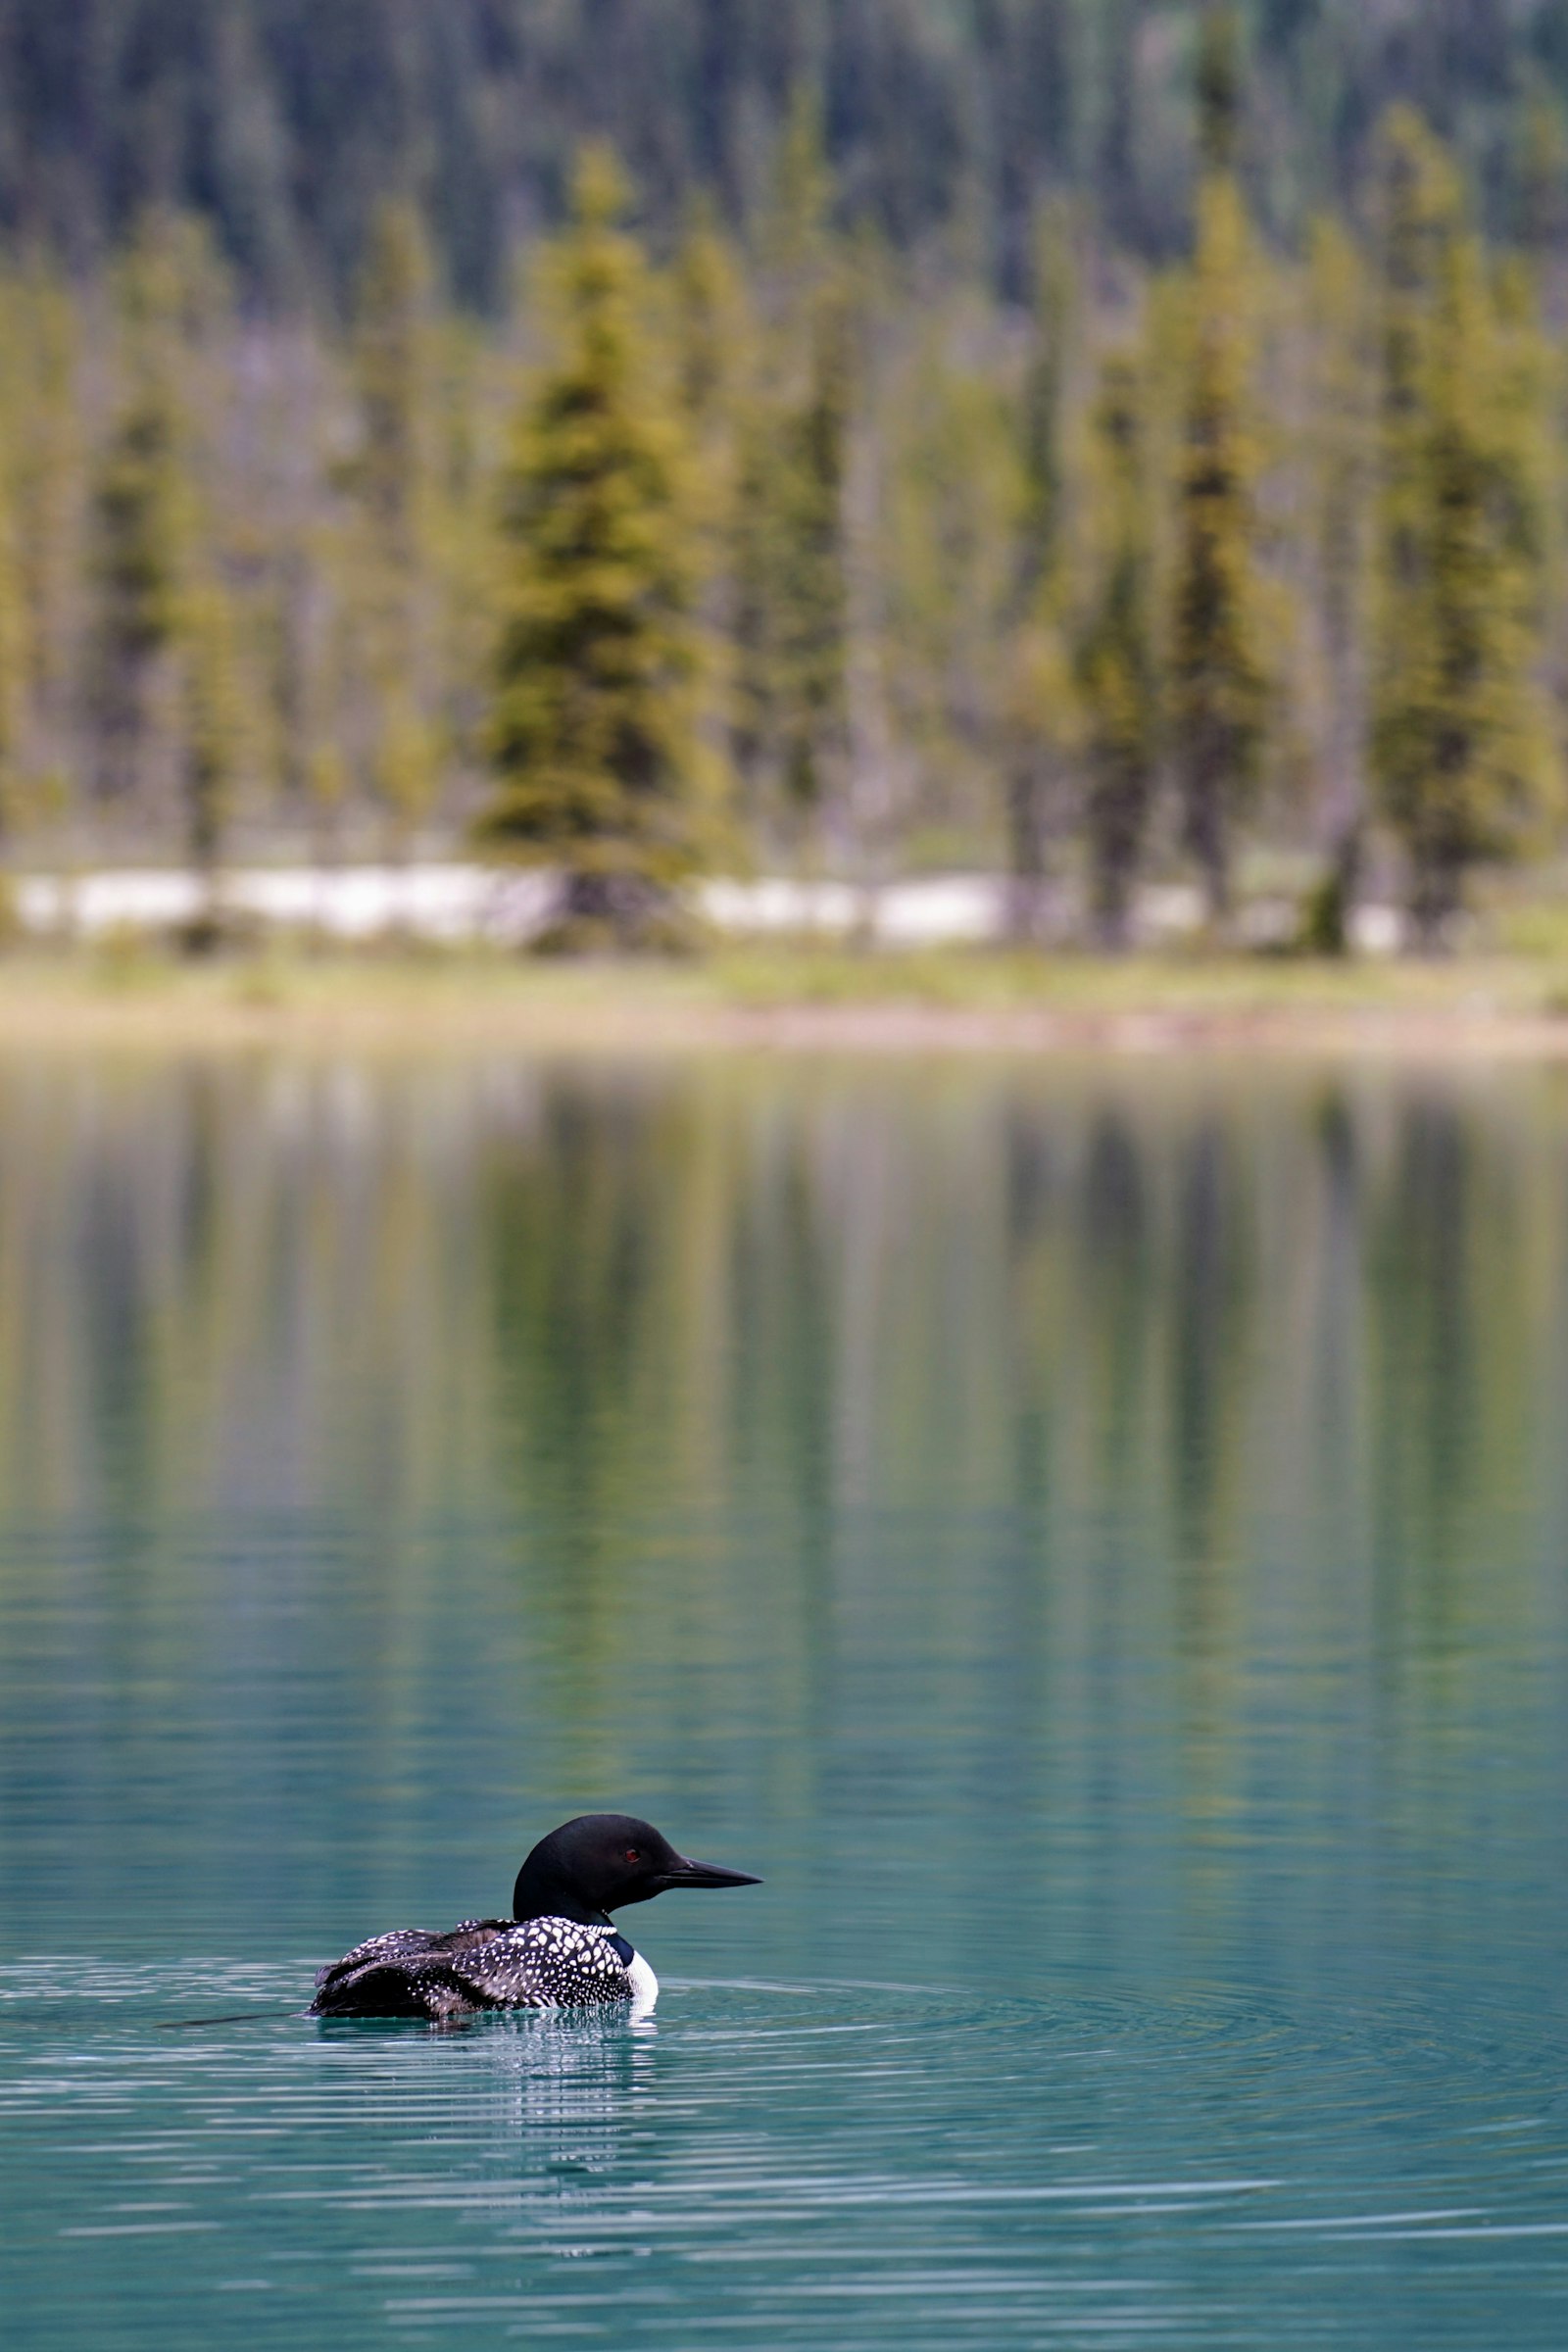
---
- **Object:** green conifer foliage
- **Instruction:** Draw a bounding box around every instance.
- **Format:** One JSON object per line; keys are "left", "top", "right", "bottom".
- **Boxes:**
{"left": 1515, "top": 87, "right": 1568, "bottom": 262}
{"left": 772, "top": 285, "right": 853, "bottom": 815}
{"left": 729, "top": 103, "right": 854, "bottom": 856}
{"left": 85, "top": 217, "right": 260, "bottom": 925}
{"left": 671, "top": 203, "right": 747, "bottom": 445}
{"left": 6, "top": 271, "right": 80, "bottom": 820}
{"left": 475, "top": 148, "right": 707, "bottom": 947}
{"left": 1076, "top": 348, "right": 1159, "bottom": 949}
{"left": 353, "top": 202, "right": 433, "bottom": 560}
{"left": 349, "top": 200, "right": 447, "bottom": 853}
{"left": 1001, "top": 206, "right": 1082, "bottom": 943}
{"left": 176, "top": 575, "right": 241, "bottom": 950}
{"left": 667, "top": 205, "right": 750, "bottom": 835}
{"left": 0, "top": 350, "right": 32, "bottom": 848}
{"left": 88, "top": 227, "right": 206, "bottom": 810}
{"left": 1171, "top": 24, "right": 1267, "bottom": 925}
{"left": 881, "top": 312, "right": 1031, "bottom": 880}
{"left": 1017, "top": 205, "right": 1077, "bottom": 606}
{"left": 1373, "top": 110, "right": 1556, "bottom": 947}
{"left": 0, "top": 268, "right": 86, "bottom": 852}
{"left": 9, "top": 66, "right": 1568, "bottom": 951}
{"left": 1196, "top": 1, "right": 1244, "bottom": 176}
{"left": 1298, "top": 217, "right": 1376, "bottom": 953}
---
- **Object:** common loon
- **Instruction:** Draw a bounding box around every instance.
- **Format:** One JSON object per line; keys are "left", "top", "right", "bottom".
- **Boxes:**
{"left": 309, "top": 1813, "right": 760, "bottom": 2023}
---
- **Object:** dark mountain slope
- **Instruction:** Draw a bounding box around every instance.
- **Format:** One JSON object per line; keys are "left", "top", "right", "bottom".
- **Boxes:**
{"left": 0, "top": 1, "right": 1560, "bottom": 303}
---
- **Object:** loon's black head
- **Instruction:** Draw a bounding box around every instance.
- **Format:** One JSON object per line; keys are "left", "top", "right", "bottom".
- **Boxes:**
{"left": 511, "top": 1813, "right": 761, "bottom": 1928}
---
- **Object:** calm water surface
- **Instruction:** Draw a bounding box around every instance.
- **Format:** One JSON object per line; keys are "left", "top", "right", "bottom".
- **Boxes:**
{"left": 4, "top": 1050, "right": 1568, "bottom": 2347}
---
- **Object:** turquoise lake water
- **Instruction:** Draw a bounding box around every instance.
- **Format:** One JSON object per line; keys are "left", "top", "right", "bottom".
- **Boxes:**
{"left": 4, "top": 1050, "right": 1568, "bottom": 2347}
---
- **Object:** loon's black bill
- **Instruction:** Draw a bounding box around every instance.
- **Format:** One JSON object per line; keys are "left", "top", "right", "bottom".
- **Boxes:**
{"left": 657, "top": 1856, "right": 762, "bottom": 1891}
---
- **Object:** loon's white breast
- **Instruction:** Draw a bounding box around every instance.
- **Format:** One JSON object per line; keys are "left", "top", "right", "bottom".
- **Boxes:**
{"left": 626, "top": 1947, "right": 659, "bottom": 2016}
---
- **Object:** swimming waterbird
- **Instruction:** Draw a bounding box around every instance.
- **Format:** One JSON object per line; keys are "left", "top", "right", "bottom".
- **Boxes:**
{"left": 310, "top": 1813, "right": 760, "bottom": 2022}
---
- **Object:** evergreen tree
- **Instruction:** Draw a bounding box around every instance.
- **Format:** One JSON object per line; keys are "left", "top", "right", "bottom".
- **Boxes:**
{"left": 349, "top": 200, "right": 445, "bottom": 853}
{"left": 668, "top": 203, "right": 749, "bottom": 833}
{"left": 0, "top": 368, "right": 30, "bottom": 851}
{"left": 1171, "top": 7, "right": 1267, "bottom": 924}
{"left": 1076, "top": 347, "right": 1159, "bottom": 949}
{"left": 880, "top": 308, "right": 1033, "bottom": 904}
{"left": 730, "top": 100, "right": 854, "bottom": 856}
{"left": 772, "top": 284, "right": 853, "bottom": 818}
{"left": 1298, "top": 217, "right": 1376, "bottom": 953}
{"left": 475, "top": 148, "right": 707, "bottom": 947}
{"left": 1004, "top": 204, "right": 1081, "bottom": 944}
{"left": 0, "top": 268, "right": 89, "bottom": 852}
{"left": 1017, "top": 204, "right": 1077, "bottom": 604}
{"left": 1372, "top": 110, "right": 1555, "bottom": 947}
{"left": 176, "top": 574, "right": 241, "bottom": 950}
{"left": 7, "top": 270, "right": 80, "bottom": 821}
{"left": 86, "top": 216, "right": 259, "bottom": 928}
{"left": 1515, "top": 86, "right": 1568, "bottom": 263}
{"left": 353, "top": 201, "right": 433, "bottom": 562}
{"left": 670, "top": 201, "right": 747, "bottom": 446}
{"left": 1195, "top": 0, "right": 1244, "bottom": 177}
{"left": 88, "top": 292, "right": 188, "bottom": 807}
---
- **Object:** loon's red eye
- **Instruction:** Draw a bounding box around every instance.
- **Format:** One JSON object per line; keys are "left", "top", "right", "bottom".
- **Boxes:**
{"left": 624, "top": 1847, "right": 641, "bottom": 1863}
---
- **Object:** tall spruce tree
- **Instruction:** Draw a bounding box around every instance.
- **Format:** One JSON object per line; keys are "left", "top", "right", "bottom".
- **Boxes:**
{"left": 1372, "top": 110, "right": 1555, "bottom": 947}
{"left": 1171, "top": 4, "right": 1267, "bottom": 924}
{"left": 176, "top": 573, "right": 241, "bottom": 950}
{"left": 729, "top": 100, "right": 853, "bottom": 856}
{"left": 6, "top": 270, "right": 80, "bottom": 823}
{"left": 475, "top": 147, "right": 706, "bottom": 947}
{"left": 350, "top": 200, "right": 443, "bottom": 853}
{"left": 86, "top": 217, "right": 256, "bottom": 929}
{"left": 0, "top": 413, "right": 30, "bottom": 850}
{"left": 773, "top": 283, "right": 853, "bottom": 816}
{"left": 89, "top": 343, "right": 185, "bottom": 808}
{"left": 1299, "top": 217, "right": 1376, "bottom": 953}
{"left": 1004, "top": 204, "right": 1080, "bottom": 944}
{"left": 1076, "top": 347, "right": 1159, "bottom": 949}
{"left": 668, "top": 203, "right": 749, "bottom": 832}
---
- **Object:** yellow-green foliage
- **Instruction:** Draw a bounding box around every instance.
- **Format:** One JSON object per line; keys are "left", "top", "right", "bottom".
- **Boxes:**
{"left": 1171, "top": 168, "right": 1268, "bottom": 921}
{"left": 725, "top": 97, "right": 857, "bottom": 848}
{"left": 881, "top": 309, "right": 1031, "bottom": 830}
{"left": 1301, "top": 219, "right": 1377, "bottom": 833}
{"left": 769, "top": 281, "right": 854, "bottom": 815}
{"left": 476, "top": 148, "right": 707, "bottom": 937}
{"left": 347, "top": 201, "right": 448, "bottom": 848}
{"left": 0, "top": 448, "right": 28, "bottom": 832}
{"left": 1076, "top": 346, "right": 1159, "bottom": 946}
{"left": 178, "top": 574, "right": 240, "bottom": 882}
{"left": 351, "top": 200, "right": 434, "bottom": 560}
{"left": 88, "top": 222, "right": 207, "bottom": 805}
{"left": 0, "top": 47, "right": 1563, "bottom": 961}
{"left": 730, "top": 352, "right": 852, "bottom": 828}
{"left": 999, "top": 208, "right": 1085, "bottom": 931}
{"left": 86, "top": 214, "right": 260, "bottom": 911}
{"left": 1, "top": 271, "right": 78, "bottom": 785}
{"left": 1373, "top": 109, "right": 1556, "bottom": 943}
{"left": 668, "top": 203, "right": 748, "bottom": 461}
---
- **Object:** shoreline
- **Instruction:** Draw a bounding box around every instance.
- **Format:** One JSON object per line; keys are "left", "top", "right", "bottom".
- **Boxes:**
{"left": 1, "top": 952, "right": 1568, "bottom": 1056}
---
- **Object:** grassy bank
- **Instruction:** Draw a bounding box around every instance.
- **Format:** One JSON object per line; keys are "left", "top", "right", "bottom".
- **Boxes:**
{"left": 3, "top": 941, "right": 1568, "bottom": 1054}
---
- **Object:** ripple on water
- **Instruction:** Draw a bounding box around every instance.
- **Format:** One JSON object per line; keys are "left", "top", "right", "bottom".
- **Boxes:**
{"left": 3, "top": 1960, "right": 1568, "bottom": 2349}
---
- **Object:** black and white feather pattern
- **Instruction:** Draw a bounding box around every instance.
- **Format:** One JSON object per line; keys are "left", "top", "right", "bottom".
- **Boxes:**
{"left": 310, "top": 1916, "right": 642, "bottom": 2023}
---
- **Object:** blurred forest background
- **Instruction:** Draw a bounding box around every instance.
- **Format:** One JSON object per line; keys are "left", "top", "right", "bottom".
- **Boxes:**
{"left": 3, "top": 0, "right": 1568, "bottom": 946}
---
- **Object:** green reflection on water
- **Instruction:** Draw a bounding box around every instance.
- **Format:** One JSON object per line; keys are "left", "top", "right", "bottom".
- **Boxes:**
{"left": 3, "top": 1053, "right": 1568, "bottom": 2349}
